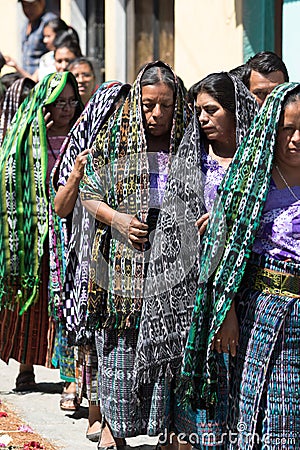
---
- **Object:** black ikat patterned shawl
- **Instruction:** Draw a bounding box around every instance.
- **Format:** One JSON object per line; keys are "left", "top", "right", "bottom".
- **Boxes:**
{"left": 132, "top": 73, "right": 259, "bottom": 398}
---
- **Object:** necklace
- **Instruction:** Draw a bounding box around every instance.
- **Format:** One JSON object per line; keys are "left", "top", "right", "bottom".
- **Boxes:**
{"left": 275, "top": 164, "right": 300, "bottom": 202}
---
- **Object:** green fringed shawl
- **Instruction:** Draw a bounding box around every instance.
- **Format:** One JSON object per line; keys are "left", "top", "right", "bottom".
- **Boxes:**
{"left": 0, "top": 72, "right": 81, "bottom": 314}
{"left": 178, "top": 82, "right": 300, "bottom": 415}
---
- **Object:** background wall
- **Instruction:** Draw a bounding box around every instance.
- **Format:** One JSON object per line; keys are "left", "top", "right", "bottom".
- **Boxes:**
{"left": 174, "top": 0, "right": 243, "bottom": 89}
{"left": 0, "top": 1, "right": 25, "bottom": 73}
{"left": 282, "top": 0, "right": 300, "bottom": 82}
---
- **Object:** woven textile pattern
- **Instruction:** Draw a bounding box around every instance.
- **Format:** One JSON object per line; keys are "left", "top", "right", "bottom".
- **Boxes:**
{"left": 79, "top": 61, "right": 191, "bottom": 333}
{"left": 179, "top": 82, "right": 300, "bottom": 413}
{"left": 0, "top": 72, "right": 82, "bottom": 313}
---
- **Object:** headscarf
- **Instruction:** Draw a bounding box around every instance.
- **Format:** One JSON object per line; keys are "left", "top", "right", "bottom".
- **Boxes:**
{"left": 132, "top": 73, "right": 259, "bottom": 395}
{"left": 178, "top": 82, "right": 300, "bottom": 415}
{"left": 0, "top": 77, "right": 36, "bottom": 145}
{"left": 49, "top": 81, "right": 131, "bottom": 344}
{"left": 80, "top": 60, "right": 191, "bottom": 332}
{"left": 0, "top": 72, "right": 82, "bottom": 314}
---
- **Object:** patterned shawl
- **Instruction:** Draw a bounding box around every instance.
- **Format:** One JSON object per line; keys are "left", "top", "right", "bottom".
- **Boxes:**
{"left": 0, "top": 72, "right": 82, "bottom": 314}
{"left": 178, "top": 82, "right": 300, "bottom": 415}
{"left": 0, "top": 78, "right": 36, "bottom": 146}
{"left": 80, "top": 60, "right": 191, "bottom": 332}
{"left": 49, "top": 81, "right": 131, "bottom": 344}
{"left": 132, "top": 73, "right": 259, "bottom": 394}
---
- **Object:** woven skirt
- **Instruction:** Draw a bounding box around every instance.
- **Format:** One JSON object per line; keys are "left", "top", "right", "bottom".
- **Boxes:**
{"left": 0, "top": 251, "right": 54, "bottom": 367}
{"left": 228, "top": 253, "right": 300, "bottom": 449}
{"left": 75, "top": 341, "right": 99, "bottom": 404}
{"left": 174, "top": 353, "right": 228, "bottom": 449}
{"left": 95, "top": 328, "right": 170, "bottom": 437}
{"left": 51, "top": 322, "right": 76, "bottom": 382}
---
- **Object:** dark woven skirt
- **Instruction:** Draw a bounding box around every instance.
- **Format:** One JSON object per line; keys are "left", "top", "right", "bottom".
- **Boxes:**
{"left": 95, "top": 328, "right": 170, "bottom": 437}
{"left": 174, "top": 353, "right": 228, "bottom": 449}
{"left": 228, "top": 253, "right": 300, "bottom": 449}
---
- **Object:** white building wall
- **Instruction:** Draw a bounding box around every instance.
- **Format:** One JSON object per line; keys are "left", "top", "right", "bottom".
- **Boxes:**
{"left": 174, "top": 0, "right": 244, "bottom": 89}
{"left": 0, "top": 1, "right": 26, "bottom": 73}
{"left": 105, "top": 0, "right": 127, "bottom": 83}
{"left": 282, "top": 0, "right": 300, "bottom": 82}
{"left": 61, "top": 0, "right": 87, "bottom": 54}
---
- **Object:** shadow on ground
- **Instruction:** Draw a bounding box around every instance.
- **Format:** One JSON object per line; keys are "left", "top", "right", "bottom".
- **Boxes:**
{"left": 0, "top": 382, "right": 63, "bottom": 396}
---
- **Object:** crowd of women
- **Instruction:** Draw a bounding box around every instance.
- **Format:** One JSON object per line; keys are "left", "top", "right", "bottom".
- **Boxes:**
{"left": 0, "top": 26, "right": 299, "bottom": 450}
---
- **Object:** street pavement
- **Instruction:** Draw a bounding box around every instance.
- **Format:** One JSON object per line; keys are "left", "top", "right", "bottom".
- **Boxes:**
{"left": 0, "top": 359, "right": 158, "bottom": 450}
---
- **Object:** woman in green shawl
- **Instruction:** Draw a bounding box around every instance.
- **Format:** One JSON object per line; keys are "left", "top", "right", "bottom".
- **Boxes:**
{"left": 179, "top": 82, "right": 300, "bottom": 448}
{"left": 0, "top": 72, "right": 83, "bottom": 393}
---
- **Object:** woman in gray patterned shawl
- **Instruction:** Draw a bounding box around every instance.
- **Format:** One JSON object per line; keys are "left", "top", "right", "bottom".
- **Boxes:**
{"left": 133, "top": 72, "right": 259, "bottom": 448}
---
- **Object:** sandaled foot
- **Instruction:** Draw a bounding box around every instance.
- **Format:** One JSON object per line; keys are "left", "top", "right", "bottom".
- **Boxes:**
{"left": 60, "top": 391, "right": 80, "bottom": 411}
{"left": 98, "top": 439, "right": 126, "bottom": 450}
{"left": 14, "top": 371, "right": 36, "bottom": 392}
{"left": 97, "top": 419, "right": 126, "bottom": 450}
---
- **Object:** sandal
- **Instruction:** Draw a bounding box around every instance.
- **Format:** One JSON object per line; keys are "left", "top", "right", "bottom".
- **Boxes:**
{"left": 97, "top": 418, "right": 126, "bottom": 450}
{"left": 60, "top": 391, "right": 80, "bottom": 411}
{"left": 14, "top": 371, "right": 37, "bottom": 392}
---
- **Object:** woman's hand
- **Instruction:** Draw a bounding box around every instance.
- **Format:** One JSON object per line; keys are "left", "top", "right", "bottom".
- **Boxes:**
{"left": 195, "top": 212, "right": 210, "bottom": 235}
{"left": 212, "top": 301, "right": 239, "bottom": 357}
{"left": 72, "top": 148, "right": 90, "bottom": 179}
{"left": 113, "top": 211, "right": 148, "bottom": 251}
{"left": 43, "top": 107, "right": 54, "bottom": 131}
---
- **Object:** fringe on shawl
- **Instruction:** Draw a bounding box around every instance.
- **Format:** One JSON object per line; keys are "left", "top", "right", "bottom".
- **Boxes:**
{"left": 87, "top": 308, "right": 141, "bottom": 336}
{"left": 0, "top": 274, "right": 40, "bottom": 314}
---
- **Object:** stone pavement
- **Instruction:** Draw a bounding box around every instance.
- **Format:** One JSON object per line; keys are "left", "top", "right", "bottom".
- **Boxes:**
{"left": 0, "top": 359, "right": 158, "bottom": 450}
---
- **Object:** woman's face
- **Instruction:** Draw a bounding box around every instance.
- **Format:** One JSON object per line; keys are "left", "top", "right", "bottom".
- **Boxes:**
{"left": 276, "top": 98, "right": 300, "bottom": 168}
{"left": 69, "top": 62, "right": 96, "bottom": 103}
{"left": 142, "top": 82, "right": 174, "bottom": 137}
{"left": 43, "top": 25, "right": 56, "bottom": 51}
{"left": 196, "top": 92, "right": 235, "bottom": 144}
{"left": 55, "top": 48, "right": 76, "bottom": 72}
{"left": 46, "top": 82, "right": 78, "bottom": 130}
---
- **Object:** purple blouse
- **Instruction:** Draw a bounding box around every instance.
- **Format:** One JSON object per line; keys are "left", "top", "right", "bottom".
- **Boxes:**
{"left": 148, "top": 150, "right": 169, "bottom": 208}
{"left": 252, "top": 180, "right": 300, "bottom": 262}
{"left": 201, "top": 150, "right": 227, "bottom": 211}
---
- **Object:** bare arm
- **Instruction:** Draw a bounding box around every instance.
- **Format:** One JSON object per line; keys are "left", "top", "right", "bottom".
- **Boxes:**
{"left": 4, "top": 55, "right": 38, "bottom": 82}
{"left": 54, "top": 149, "right": 90, "bottom": 217}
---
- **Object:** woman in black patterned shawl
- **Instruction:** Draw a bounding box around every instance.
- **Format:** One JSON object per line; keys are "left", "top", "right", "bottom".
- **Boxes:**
{"left": 79, "top": 61, "right": 190, "bottom": 447}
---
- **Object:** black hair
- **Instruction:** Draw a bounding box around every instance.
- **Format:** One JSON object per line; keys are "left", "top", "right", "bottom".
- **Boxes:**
{"left": 20, "top": 78, "right": 36, "bottom": 103}
{"left": 0, "top": 51, "right": 5, "bottom": 71}
{"left": 53, "top": 28, "right": 81, "bottom": 52}
{"left": 44, "top": 17, "right": 69, "bottom": 35}
{"left": 244, "top": 51, "right": 289, "bottom": 88}
{"left": 282, "top": 86, "right": 300, "bottom": 111}
{"left": 187, "top": 81, "right": 200, "bottom": 106}
{"left": 192, "top": 72, "right": 236, "bottom": 115}
{"left": 140, "top": 62, "right": 176, "bottom": 93}
{"left": 229, "top": 63, "right": 251, "bottom": 85}
{"left": 54, "top": 36, "right": 82, "bottom": 60}
{"left": 67, "top": 57, "right": 96, "bottom": 77}
{"left": 0, "top": 72, "right": 23, "bottom": 89}
{"left": 0, "top": 80, "right": 5, "bottom": 107}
